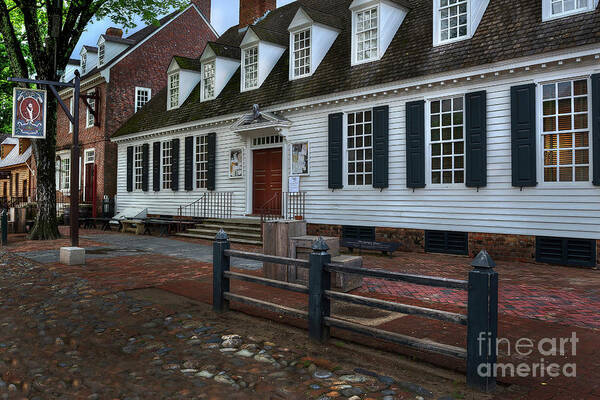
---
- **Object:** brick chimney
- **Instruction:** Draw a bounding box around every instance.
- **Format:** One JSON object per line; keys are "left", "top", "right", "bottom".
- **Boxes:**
{"left": 105, "top": 27, "right": 123, "bottom": 38}
{"left": 192, "top": 0, "right": 211, "bottom": 22}
{"left": 239, "top": 0, "right": 276, "bottom": 27}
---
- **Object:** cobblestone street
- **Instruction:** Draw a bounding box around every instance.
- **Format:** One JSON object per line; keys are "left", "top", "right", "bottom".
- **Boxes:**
{"left": 0, "top": 247, "right": 486, "bottom": 400}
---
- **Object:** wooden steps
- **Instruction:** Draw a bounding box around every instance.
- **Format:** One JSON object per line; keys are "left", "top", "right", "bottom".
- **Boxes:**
{"left": 176, "top": 218, "right": 263, "bottom": 246}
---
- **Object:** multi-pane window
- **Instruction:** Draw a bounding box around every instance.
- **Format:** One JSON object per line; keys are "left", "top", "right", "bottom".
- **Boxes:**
{"left": 355, "top": 7, "right": 378, "bottom": 62}
{"left": 293, "top": 29, "right": 311, "bottom": 77}
{"left": 551, "top": 0, "right": 588, "bottom": 15}
{"left": 439, "top": 0, "right": 468, "bottom": 42}
{"left": 162, "top": 141, "right": 172, "bottom": 189}
{"left": 134, "top": 145, "right": 143, "bottom": 190}
{"left": 347, "top": 110, "right": 373, "bottom": 186}
{"left": 202, "top": 62, "right": 216, "bottom": 100}
{"left": 430, "top": 97, "right": 465, "bottom": 184}
{"left": 81, "top": 54, "right": 87, "bottom": 73}
{"left": 195, "top": 135, "right": 208, "bottom": 189}
{"left": 98, "top": 44, "right": 105, "bottom": 65}
{"left": 542, "top": 79, "right": 590, "bottom": 182}
{"left": 61, "top": 158, "right": 70, "bottom": 190}
{"left": 86, "top": 92, "right": 95, "bottom": 128}
{"left": 169, "top": 73, "right": 180, "bottom": 109}
{"left": 243, "top": 46, "right": 258, "bottom": 90}
{"left": 135, "top": 88, "right": 151, "bottom": 112}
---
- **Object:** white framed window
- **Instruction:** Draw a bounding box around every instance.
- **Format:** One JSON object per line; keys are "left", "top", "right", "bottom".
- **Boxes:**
{"left": 86, "top": 90, "right": 95, "bottom": 128}
{"left": 134, "top": 145, "right": 143, "bottom": 190}
{"left": 346, "top": 110, "right": 373, "bottom": 186}
{"left": 98, "top": 43, "right": 105, "bottom": 66}
{"left": 551, "top": 0, "right": 588, "bottom": 16}
{"left": 429, "top": 96, "right": 465, "bottom": 185}
{"left": 292, "top": 29, "right": 311, "bottom": 78}
{"left": 541, "top": 78, "right": 590, "bottom": 183}
{"left": 195, "top": 135, "right": 208, "bottom": 189}
{"left": 162, "top": 141, "right": 172, "bottom": 189}
{"left": 202, "top": 61, "right": 216, "bottom": 101}
{"left": 439, "top": 0, "right": 468, "bottom": 43}
{"left": 353, "top": 6, "right": 379, "bottom": 64}
{"left": 242, "top": 46, "right": 259, "bottom": 90}
{"left": 168, "top": 73, "right": 180, "bottom": 110}
{"left": 81, "top": 54, "right": 87, "bottom": 73}
{"left": 60, "top": 157, "right": 71, "bottom": 190}
{"left": 69, "top": 97, "right": 74, "bottom": 133}
{"left": 135, "top": 87, "right": 151, "bottom": 112}
{"left": 85, "top": 149, "right": 95, "bottom": 164}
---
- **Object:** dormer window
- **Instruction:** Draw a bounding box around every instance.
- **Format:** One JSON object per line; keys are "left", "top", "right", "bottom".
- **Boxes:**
{"left": 349, "top": 0, "right": 407, "bottom": 65}
{"left": 243, "top": 46, "right": 259, "bottom": 91}
{"left": 168, "top": 73, "right": 180, "bottom": 110}
{"left": 81, "top": 54, "right": 87, "bottom": 73}
{"left": 202, "top": 61, "right": 216, "bottom": 101}
{"left": 292, "top": 29, "right": 311, "bottom": 78}
{"left": 98, "top": 43, "right": 105, "bottom": 66}
{"left": 439, "top": 0, "right": 468, "bottom": 42}
{"left": 543, "top": 0, "right": 597, "bottom": 20}
{"left": 355, "top": 7, "right": 378, "bottom": 63}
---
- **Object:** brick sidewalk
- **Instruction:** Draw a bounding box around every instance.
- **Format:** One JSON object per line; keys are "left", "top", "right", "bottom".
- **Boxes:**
{"left": 7, "top": 228, "right": 600, "bottom": 399}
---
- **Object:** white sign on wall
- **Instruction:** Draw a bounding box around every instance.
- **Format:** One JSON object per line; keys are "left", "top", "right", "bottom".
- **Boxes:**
{"left": 288, "top": 176, "right": 300, "bottom": 193}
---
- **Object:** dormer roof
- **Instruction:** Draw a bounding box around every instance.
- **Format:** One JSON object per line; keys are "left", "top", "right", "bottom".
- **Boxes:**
{"left": 82, "top": 46, "right": 98, "bottom": 53}
{"left": 243, "top": 26, "right": 288, "bottom": 47}
{"left": 172, "top": 56, "right": 203, "bottom": 72}
{"left": 201, "top": 42, "right": 242, "bottom": 61}
{"left": 99, "top": 34, "right": 135, "bottom": 46}
{"left": 289, "top": 5, "right": 344, "bottom": 30}
{"left": 114, "top": 0, "right": 600, "bottom": 139}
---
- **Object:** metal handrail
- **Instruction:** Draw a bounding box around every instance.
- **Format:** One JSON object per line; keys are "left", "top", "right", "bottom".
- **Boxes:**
{"left": 177, "top": 192, "right": 234, "bottom": 229}
{"left": 259, "top": 191, "right": 306, "bottom": 223}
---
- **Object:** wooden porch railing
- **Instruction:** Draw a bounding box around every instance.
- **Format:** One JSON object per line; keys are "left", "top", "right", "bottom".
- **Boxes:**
{"left": 213, "top": 230, "right": 499, "bottom": 392}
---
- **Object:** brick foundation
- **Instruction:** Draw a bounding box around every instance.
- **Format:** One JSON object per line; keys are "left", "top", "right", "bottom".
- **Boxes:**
{"left": 307, "top": 223, "right": 599, "bottom": 267}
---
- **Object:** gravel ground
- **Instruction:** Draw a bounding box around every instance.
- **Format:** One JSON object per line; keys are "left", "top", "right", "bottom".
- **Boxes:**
{"left": 0, "top": 249, "right": 485, "bottom": 400}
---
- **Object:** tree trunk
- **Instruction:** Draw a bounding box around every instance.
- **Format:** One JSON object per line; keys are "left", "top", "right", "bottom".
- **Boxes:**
{"left": 28, "top": 95, "right": 61, "bottom": 240}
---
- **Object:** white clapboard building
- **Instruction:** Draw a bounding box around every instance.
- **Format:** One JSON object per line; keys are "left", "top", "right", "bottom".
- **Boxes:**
{"left": 111, "top": 0, "right": 600, "bottom": 267}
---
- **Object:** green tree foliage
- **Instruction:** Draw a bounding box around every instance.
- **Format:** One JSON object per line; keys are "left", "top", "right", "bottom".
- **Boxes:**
{"left": 0, "top": 0, "right": 187, "bottom": 239}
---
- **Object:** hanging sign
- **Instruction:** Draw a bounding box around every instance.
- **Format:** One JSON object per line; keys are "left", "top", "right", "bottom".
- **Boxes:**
{"left": 12, "top": 87, "right": 47, "bottom": 139}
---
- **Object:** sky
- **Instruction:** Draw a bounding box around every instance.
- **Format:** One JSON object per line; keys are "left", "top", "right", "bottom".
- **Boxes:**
{"left": 72, "top": 0, "right": 295, "bottom": 58}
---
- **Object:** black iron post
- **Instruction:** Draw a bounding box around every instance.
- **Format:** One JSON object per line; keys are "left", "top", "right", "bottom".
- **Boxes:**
{"left": 70, "top": 71, "right": 81, "bottom": 247}
{"left": 213, "top": 229, "right": 230, "bottom": 312}
{"left": 1, "top": 210, "right": 7, "bottom": 245}
{"left": 466, "top": 249, "right": 498, "bottom": 392}
{"left": 308, "top": 236, "right": 331, "bottom": 343}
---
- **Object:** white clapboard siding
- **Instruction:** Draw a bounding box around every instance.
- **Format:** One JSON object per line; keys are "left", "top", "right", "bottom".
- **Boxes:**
{"left": 115, "top": 59, "right": 600, "bottom": 239}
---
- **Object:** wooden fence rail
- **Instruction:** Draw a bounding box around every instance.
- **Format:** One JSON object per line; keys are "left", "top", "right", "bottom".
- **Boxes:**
{"left": 213, "top": 229, "right": 498, "bottom": 392}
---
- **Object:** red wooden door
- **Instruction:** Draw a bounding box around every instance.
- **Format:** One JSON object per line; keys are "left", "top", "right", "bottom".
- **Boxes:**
{"left": 84, "top": 163, "right": 94, "bottom": 203}
{"left": 253, "top": 148, "right": 282, "bottom": 215}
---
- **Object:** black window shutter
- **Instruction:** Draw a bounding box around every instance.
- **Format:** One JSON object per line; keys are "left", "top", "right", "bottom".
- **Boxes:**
{"left": 592, "top": 74, "right": 600, "bottom": 186}
{"left": 405, "top": 100, "right": 426, "bottom": 188}
{"left": 171, "top": 138, "right": 180, "bottom": 191}
{"left": 153, "top": 141, "right": 161, "bottom": 192}
{"left": 328, "top": 113, "right": 343, "bottom": 189}
{"left": 510, "top": 84, "right": 537, "bottom": 187}
{"left": 185, "top": 136, "right": 194, "bottom": 191}
{"left": 126, "top": 146, "right": 133, "bottom": 192}
{"left": 207, "top": 132, "right": 216, "bottom": 191}
{"left": 465, "top": 90, "right": 487, "bottom": 187}
{"left": 141, "top": 143, "right": 149, "bottom": 192}
{"left": 373, "top": 105, "right": 389, "bottom": 189}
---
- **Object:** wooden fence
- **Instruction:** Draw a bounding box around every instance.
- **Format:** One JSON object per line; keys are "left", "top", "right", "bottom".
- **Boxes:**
{"left": 212, "top": 230, "right": 498, "bottom": 392}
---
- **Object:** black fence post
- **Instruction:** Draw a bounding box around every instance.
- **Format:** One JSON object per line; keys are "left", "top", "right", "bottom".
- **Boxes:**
{"left": 309, "top": 237, "right": 331, "bottom": 343}
{"left": 0, "top": 210, "right": 7, "bottom": 246}
{"left": 466, "top": 249, "right": 498, "bottom": 392}
{"left": 213, "top": 229, "right": 230, "bottom": 313}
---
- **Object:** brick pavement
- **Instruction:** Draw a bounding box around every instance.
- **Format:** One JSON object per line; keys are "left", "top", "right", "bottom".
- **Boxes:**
{"left": 6, "top": 228, "right": 600, "bottom": 399}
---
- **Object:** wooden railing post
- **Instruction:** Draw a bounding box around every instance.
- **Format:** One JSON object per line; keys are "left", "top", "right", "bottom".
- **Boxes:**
{"left": 309, "top": 237, "right": 331, "bottom": 343}
{"left": 466, "top": 250, "right": 498, "bottom": 392}
{"left": 1, "top": 210, "right": 7, "bottom": 246}
{"left": 213, "top": 229, "right": 230, "bottom": 313}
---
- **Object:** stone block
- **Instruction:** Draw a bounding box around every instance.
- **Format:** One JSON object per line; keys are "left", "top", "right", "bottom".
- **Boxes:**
{"left": 330, "top": 255, "right": 364, "bottom": 292}
{"left": 60, "top": 247, "right": 85, "bottom": 266}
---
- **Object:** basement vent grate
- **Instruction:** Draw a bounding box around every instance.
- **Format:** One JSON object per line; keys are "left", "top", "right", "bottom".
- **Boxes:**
{"left": 342, "top": 226, "right": 376, "bottom": 242}
{"left": 536, "top": 237, "right": 596, "bottom": 267}
{"left": 425, "top": 231, "right": 468, "bottom": 255}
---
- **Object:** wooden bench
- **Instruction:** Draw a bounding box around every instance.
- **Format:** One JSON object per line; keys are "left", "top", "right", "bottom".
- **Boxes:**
{"left": 143, "top": 219, "right": 173, "bottom": 237}
{"left": 121, "top": 219, "right": 146, "bottom": 235}
{"left": 341, "top": 238, "right": 400, "bottom": 257}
